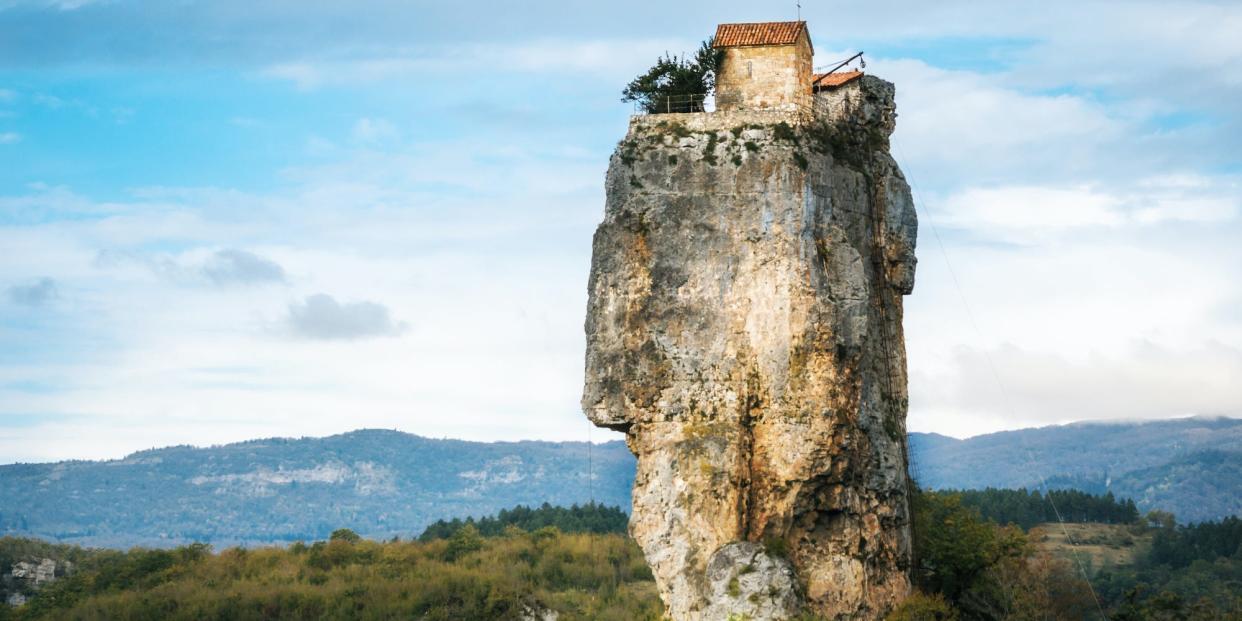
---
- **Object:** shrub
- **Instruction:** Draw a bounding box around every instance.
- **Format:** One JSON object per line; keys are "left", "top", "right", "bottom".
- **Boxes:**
{"left": 886, "top": 592, "right": 959, "bottom": 621}
{"left": 621, "top": 38, "right": 722, "bottom": 114}
{"left": 329, "top": 528, "right": 361, "bottom": 544}
{"left": 444, "top": 524, "right": 484, "bottom": 562}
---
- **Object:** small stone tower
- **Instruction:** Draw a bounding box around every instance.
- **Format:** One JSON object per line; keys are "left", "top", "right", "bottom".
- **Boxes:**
{"left": 713, "top": 21, "right": 814, "bottom": 112}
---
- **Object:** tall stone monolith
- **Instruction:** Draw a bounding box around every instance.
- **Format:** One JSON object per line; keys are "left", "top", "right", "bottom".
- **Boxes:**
{"left": 582, "top": 75, "right": 918, "bottom": 620}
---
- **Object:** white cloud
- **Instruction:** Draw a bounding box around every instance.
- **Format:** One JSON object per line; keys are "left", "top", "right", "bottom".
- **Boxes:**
{"left": 909, "top": 341, "right": 1242, "bottom": 437}
{"left": 0, "top": 153, "right": 604, "bottom": 461}
{"left": 350, "top": 117, "right": 397, "bottom": 145}
{"left": 110, "top": 107, "right": 134, "bottom": 124}
{"left": 88, "top": 245, "right": 288, "bottom": 289}
{"left": 1005, "top": 3, "right": 1242, "bottom": 115}
{"left": 937, "top": 185, "right": 1124, "bottom": 233}
{"left": 0, "top": 132, "right": 20, "bottom": 144}
{"left": 6, "top": 277, "right": 57, "bottom": 307}
{"left": 284, "top": 294, "right": 407, "bottom": 340}
{"left": 203, "top": 249, "right": 286, "bottom": 285}
{"left": 32, "top": 93, "right": 64, "bottom": 108}
{"left": 930, "top": 175, "right": 1239, "bottom": 242}
{"left": 49, "top": 0, "right": 99, "bottom": 9}
{"left": 0, "top": 0, "right": 99, "bottom": 13}
{"left": 497, "top": 38, "right": 692, "bottom": 73}
{"left": 880, "top": 58, "right": 1126, "bottom": 187}
{"left": 1130, "top": 175, "right": 1240, "bottom": 224}
{"left": 261, "top": 63, "right": 329, "bottom": 91}
{"left": 258, "top": 38, "right": 691, "bottom": 89}
{"left": 905, "top": 186, "right": 1242, "bottom": 439}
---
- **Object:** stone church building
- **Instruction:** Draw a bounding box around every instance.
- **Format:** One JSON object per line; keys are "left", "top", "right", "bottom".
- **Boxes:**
{"left": 713, "top": 21, "right": 862, "bottom": 112}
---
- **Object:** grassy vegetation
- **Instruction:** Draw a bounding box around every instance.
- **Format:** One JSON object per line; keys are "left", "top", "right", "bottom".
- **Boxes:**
{"left": 0, "top": 528, "right": 660, "bottom": 621}
{"left": 3, "top": 494, "right": 1239, "bottom": 620}
{"left": 1029, "top": 522, "right": 1150, "bottom": 572}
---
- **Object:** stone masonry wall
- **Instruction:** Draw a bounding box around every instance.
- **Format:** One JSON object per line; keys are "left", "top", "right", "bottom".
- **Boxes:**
{"left": 715, "top": 35, "right": 813, "bottom": 112}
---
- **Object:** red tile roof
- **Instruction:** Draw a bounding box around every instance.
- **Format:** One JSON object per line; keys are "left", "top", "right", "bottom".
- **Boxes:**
{"left": 714, "top": 21, "right": 809, "bottom": 49}
{"left": 812, "top": 70, "right": 864, "bottom": 89}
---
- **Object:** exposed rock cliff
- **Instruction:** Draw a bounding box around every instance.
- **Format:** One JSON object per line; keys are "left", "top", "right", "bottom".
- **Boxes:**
{"left": 582, "top": 75, "right": 918, "bottom": 620}
{"left": 5, "top": 558, "right": 69, "bottom": 607}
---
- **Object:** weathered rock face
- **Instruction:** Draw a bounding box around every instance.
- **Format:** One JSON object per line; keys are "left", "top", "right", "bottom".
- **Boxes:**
{"left": 582, "top": 76, "right": 917, "bottom": 620}
{"left": 6, "top": 558, "right": 69, "bottom": 607}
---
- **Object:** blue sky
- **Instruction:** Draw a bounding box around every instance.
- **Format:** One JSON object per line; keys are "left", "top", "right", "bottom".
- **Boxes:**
{"left": 2, "top": 0, "right": 1240, "bottom": 462}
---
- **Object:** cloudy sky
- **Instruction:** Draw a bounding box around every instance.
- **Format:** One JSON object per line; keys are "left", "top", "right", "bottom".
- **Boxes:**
{"left": 1, "top": 1, "right": 1239, "bottom": 462}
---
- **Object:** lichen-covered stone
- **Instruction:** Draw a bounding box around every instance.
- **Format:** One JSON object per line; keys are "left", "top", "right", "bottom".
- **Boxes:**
{"left": 582, "top": 76, "right": 917, "bottom": 620}
{"left": 704, "top": 542, "right": 801, "bottom": 620}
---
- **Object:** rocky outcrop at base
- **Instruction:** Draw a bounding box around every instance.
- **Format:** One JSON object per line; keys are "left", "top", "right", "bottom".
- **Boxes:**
{"left": 5, "top": 557, "right": 70, "bottom": 607}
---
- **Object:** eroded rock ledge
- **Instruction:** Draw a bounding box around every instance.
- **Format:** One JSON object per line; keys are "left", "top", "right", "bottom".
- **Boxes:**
{"left": 582, "top": 76, "right": 918, "bottom": 620}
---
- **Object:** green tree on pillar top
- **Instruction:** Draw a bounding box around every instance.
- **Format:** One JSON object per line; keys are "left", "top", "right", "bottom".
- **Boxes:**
{"left": 622, "top": 38, "right": 722, "bottom": 114}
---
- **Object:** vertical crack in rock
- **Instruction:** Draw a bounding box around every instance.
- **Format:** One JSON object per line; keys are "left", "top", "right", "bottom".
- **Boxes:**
{"left": 582, "top": 76, "right": 918, "bottom": 620}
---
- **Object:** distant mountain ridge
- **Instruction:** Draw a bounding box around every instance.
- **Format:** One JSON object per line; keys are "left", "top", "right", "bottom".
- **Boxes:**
{"left": 1, "top": 417, "right": 1238, "bottom": 548}
{"left": 909, "top": 416, "right": 1242, "bottom": 522}
{"left": 0, "top": 430, "right": 634, "bottom": 549}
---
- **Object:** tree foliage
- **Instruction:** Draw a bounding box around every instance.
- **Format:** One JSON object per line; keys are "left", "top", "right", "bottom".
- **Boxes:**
{"left": 949, "top": 487, "right": 1141, "bottom": 530}
{"left": 328, "top": 528, "right": 361, "bottom": 544}
{"left": 911, "top": 491, "right": 1029, "bottom": 603}
{"left": 418, "top": 502, "right": 628, "bottom": 541}
{"left": 1094, "top": 514, "right": 1242, "bottom": 619}
{"left": 1148, "top": 515, "right": 1241, "bottom": 568}
{"left": 912, "top": 491, "right": 1242, "bottom": 620}
{"left": 621, "top": 38, "right": 722, "bottom": 113}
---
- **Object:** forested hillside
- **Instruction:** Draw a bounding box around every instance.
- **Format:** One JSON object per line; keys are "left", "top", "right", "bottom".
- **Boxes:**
{"left": 1, "top": 418, "right": 1238, "bottom": 549}
{"left": 0, "top": 430, "right": 633, "bottom": 548}
{"left": 909, "top": 416, "right": 1242, "bottom": 522}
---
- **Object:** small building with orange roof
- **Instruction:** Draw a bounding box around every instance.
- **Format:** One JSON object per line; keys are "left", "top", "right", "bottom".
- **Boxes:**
{"left": 712, "top": 21, "right": 865, "bottom": 115}
{"left": 713, "top": 21, "right": 814, "bottom": 112}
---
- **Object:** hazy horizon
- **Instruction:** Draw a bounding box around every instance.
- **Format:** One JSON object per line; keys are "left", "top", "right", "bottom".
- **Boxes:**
{"left": 4, "top": 414, "right": 1240, "bottom": 467}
